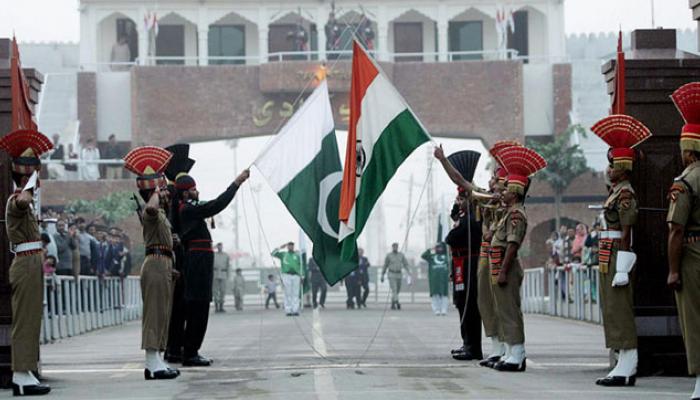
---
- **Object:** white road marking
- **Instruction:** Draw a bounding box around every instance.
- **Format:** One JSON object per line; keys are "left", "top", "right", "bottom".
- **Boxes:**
{"left": 313, "top": 308, "right": 339, "bottom": 400}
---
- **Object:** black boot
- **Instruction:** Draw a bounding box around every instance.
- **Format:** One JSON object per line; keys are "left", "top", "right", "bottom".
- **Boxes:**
{"left": 144, "top": 368, "right": 179, "bottom": 380}
{"left": 494, "top": 358, "right": 526, "bottom": 372}
{"left": 182, "top": 354, "right": 212, "bottom": 367}
{"left": 12, "top": 383, "right": 51, "bottom": 396}
{"left": 595, "top": 375, "right": 636, "bottom": 387}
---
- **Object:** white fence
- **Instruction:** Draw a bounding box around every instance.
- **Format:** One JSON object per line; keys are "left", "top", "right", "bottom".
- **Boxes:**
{"left": 522, "top": 265, "right": 602, "bottom": 324}
{"left": 41, "top": 276, "right": 142, "bottom": 343}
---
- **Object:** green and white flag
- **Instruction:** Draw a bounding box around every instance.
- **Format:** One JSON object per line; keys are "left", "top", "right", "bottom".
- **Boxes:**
{"left": 254, "top": 80, "right": 357, "bottom": 285}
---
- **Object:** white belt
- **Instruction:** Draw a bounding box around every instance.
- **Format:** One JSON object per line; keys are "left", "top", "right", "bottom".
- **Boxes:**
{"left": 13, "top": 241, "right": 42, "bottom": 253}
{"left": 600, "top": 231, "right": 622, "bottom": 239}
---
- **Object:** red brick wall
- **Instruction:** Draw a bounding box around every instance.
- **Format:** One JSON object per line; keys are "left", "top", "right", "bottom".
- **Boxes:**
{"left": 77, "top": 72, "right": 97, "bottom": 144}
{"left": 553, "top": 63, "right": 572, "bottom": 135}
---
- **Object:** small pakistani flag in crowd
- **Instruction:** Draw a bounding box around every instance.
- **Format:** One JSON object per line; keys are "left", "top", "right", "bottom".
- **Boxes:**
{"left": 338, "top": 40, "right": 432, "bottom": 261}
{"left": 254, "top": 80, "right": 357, "bottom": 285}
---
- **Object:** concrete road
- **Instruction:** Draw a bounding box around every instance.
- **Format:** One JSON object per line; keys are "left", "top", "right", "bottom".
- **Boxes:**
{"left": 5, "top": 304, "right": 693, "bottom": 399}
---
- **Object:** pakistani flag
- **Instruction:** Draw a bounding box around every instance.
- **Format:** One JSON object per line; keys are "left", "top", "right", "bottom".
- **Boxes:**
{"left": 338, "top": 41, "right": 432, "bottom": 260}
{"left": 254, "top": 80, "right": 357, "bottom": 285}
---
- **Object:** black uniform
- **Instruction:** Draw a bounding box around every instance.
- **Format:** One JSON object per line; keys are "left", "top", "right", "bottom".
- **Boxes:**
{"left": 358, "top": 256, "right": 370, "bottom": 307}
{"left": 309, "top": 258, "right": 327, "bottom": 308}
{"left": 179, "top": 183, "right": 240, "bottom": 359}
{"left": 445, "top": 205, "right": 483, "bottom": 359}
{"left": 165, "top": 197, "right": 187, "bottom": 361}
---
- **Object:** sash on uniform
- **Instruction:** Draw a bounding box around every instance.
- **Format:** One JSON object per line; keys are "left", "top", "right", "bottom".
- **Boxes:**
{"left": 489, "top": 247, "right": 504, "bottom": 284}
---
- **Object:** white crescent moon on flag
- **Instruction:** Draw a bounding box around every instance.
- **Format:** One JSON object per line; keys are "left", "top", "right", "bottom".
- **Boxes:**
{"left": 317, "top": 171, "right": 343, "bottom": 239}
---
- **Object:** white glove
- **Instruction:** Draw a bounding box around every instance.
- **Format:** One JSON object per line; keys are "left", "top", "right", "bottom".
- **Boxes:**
{"left": 612, "top": 251, "right": 636, "bottom": 287}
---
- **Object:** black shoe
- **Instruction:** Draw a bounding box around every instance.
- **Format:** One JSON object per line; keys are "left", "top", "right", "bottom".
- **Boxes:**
{"left": 164, "top": 352, "right": 182, "bottom": 363}
{"left": 286, "top": 313, "right": 292, "bottom": 316}
{"left": 182, "top": 355, "right": 212, "bottom": 367}
{"left": 494, "top": 358, "right": 526, "bottom": 372}
{"left": 12, "top": 383, "right": 51, "bottom": 396}
{"left": 595, "top": 375, "right": 636, "bottom": 387}
{"left": 397, "top": 303, "right": 401, "bottom": 310}
{"left": 479, "top": 355, "right": 501, "bottom": 368}
{"left": 220, "top": 308, "right": 226, "bottom": 313}
{"left": 144, "top": 368, "right": 179, "bottom": 380}
{"left": 293, "top": 312, "right": 300, "bottom": 316}
{"left": 391, "top": 303, "right": 396, "bottom": 310}
{"left": 320, "top": 304, "right": 325, "bottom": 308}
{"left": 451, "top": 346, "right": 465, "bottom": 355}
{"left": 452, "top": 351, "right": 483, "bottom": 361}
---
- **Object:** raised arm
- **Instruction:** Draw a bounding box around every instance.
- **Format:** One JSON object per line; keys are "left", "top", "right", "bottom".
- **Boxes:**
{"left": 433, "top": 145, "right": 473, "bottom": 192}
{"left": 186, "top": 170, "right": 250, "bottom": 219}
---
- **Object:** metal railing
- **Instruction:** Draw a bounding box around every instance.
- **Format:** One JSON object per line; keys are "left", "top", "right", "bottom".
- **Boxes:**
{"left": 41, "top": 275, "right": 142, "bottom": 344}
{"left": 521, "top": 264, "right": 602, "bottom": 324}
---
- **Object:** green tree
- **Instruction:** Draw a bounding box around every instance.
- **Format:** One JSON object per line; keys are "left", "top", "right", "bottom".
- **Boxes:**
{"left": 66, "top": 191, "right": 138, "bottom": 226}
{"left": 526, "top": 124, "right": 590, "bottom": 230}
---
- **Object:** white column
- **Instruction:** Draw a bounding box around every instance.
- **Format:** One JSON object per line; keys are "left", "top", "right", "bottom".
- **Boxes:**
{"left": 137, "top": 26, "right": 148, "bottom": 66}
{"left": 316, "top": 6, "right": 328, "bottom": 61}
{"left": 437, "top": 5, "right": 448, "bottom": 62}
{"left": 197, "top": 7, "right": 209, "bottom": 65}
{"left": 377, "top": 6, "right": 389, "bottom": 61}
{"left": 258, "top": 8, "right": 269, "bottom": 63}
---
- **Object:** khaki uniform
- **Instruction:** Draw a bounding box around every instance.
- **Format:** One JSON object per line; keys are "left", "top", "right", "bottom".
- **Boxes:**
{"left": 212, "top": 252, "right": 230, "bottom": 308}
{"left": 477, "top": 199, "right": 502, "bottom": 339}
{"left": 140, "top": 209, "right": 174, "bottom": 351}
{"left": 490, "top": 204, "right": 527, "bottom": 345}
{"left": 667, "top": 161, "right": 700, "bottom": 374}
{"left": 599, "top": 180, "right": 638, "bottom": 350}
{"left": 6, "top": 195, "right": 43, "bottom": 372}
{"left": 383, "top": 252, "right": 409, "bottom": 303}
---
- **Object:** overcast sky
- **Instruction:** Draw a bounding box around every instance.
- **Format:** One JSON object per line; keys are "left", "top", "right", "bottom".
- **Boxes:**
{"left": 0, "top": 0, "right": 696, "bottom": 43}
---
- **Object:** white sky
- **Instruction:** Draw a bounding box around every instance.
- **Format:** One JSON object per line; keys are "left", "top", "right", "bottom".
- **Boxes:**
{"left": 0, "top": 0, "right": 695, "bottom": 43}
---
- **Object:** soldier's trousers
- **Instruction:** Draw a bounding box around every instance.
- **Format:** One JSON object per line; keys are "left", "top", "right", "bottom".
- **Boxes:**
{"left": 599, "top": 245, "right": 637, "bottom": 350}
{"left": 212, "top": 278, "right": 226, "bottom": 306}
{"left": 389, "top": 276, "right": 402, "bottom": 303}
{"left": 10, "top": 254, "right": 43, "bottom": 372}
{"left": 166, "top": 275, "right": 186, "bottom": 356}
{"left": 477, "top": 246, "right": 500, "bottom": 338}
{"left": 492, "top": 260, "right": 524, "bottom": 345}
{"left": 676, "top": 243, "right": 700, "bottom": 375}
{"left": 454, "top": 255, "right": 482, "bottom": 355}
{"left": 183, "top": 300, "right": 210, "bottom": 357}
{"left": 140, "top": 256, "right": 173, "bottom": 350}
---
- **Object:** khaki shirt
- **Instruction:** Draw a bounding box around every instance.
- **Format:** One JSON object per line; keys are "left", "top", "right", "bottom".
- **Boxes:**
{"left": 143, "top": 209, "right": 173, "bottom": 249}
{"left": 603, "top": 180, "right": 638, "bottom": 230}
{"left": 6, "top": 194, "right": 41, "bottom": 245}
{"left": 667, "top": 161, "right": 700, "bottom": 231}
{"left": 213, "top": 252, "right": 231, "bottom": 280}
{"left": 491, "top": 204, "right": 527, "bottom": 249}
{"left": 383, "top": 251, "right": 409, "bottom": 277}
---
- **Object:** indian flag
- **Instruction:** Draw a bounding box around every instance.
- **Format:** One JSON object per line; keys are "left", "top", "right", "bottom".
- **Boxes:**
{"left": 338, "top": 41, "right": 432, "bottom": 259}
{"left": 254, "top": 80, "right": 357, "bottom": 285}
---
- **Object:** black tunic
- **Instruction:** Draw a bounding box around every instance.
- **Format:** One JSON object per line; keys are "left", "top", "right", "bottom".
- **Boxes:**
{"left": 179, "top": 182, "right": 239, "bottom": 301}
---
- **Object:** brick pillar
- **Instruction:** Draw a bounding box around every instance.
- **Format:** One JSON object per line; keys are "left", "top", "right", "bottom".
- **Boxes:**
{"left": 0, "top": 38, "right": 43, "bottom": 387}
{"left": 602, "top": 29, "right": 700, "bottom": 376}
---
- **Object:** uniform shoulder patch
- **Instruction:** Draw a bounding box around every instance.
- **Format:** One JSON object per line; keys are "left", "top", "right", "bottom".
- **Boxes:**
{"left": 618, "top": 189, "right": 634, "bottom": 209}
{"left": 509, "top": 210, "right": 524, "bottom": 226}
{"left": 668, "top": 181, "right": 687, "bottom": 203}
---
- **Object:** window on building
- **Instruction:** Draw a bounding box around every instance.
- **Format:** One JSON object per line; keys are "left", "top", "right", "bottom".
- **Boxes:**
{"left": 393, "top": 22, "right": 423, "bottom": 62}
{"left": 115, "top": 18, "right": 138, "bottom": 62}
{"left": 449, "top": 21, "right": 483, "bottom": 60}
{"left": 269, "top": 23, "right": 318, "bottom": 61}
{"left": 155, "top": 25, "right": 185, "bottom": 65}
{"left": 507, "top": 11, "right": 529, "bottom": 60}
{"left": 208, "top": 25, "right": 245, "bottom": 64}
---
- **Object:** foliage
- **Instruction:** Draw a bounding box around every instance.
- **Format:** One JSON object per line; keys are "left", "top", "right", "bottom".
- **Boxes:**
{"left": 526, "top": 124, "right": 590, "bottom": 193}
{"left": 66, "top": 191, "right": 138, "bottom": 226}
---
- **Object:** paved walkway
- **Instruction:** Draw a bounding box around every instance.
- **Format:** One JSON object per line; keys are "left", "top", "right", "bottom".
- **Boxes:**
{"left": 5, "top": 304, "right": 693, "bottom": 399}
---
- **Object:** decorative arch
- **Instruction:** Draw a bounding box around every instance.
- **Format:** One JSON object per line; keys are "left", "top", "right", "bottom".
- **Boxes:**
{"left": 96, "top": 11, "right": 140, "bottom": 64}
{"left": 387, "top": 8, "right": 437, "bottom": 23}
{"left": 159, "top": 11, "right": 198, "bottom": 27}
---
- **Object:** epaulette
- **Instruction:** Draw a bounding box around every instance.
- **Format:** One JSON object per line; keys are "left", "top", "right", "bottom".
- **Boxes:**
{"left": 668, "top": 180, "right": 688, "bottom": 203}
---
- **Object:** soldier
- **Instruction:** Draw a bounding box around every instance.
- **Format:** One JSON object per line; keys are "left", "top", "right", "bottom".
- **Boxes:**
{"left": 381, "top": 243, "right": 411, "bottom": 310}
{"left": 212, "top": 242, "right": 231, "bottom": 313}
{"left": 357, "top": 248, "right": 371, "bottom": 308}
{"left": 667, "top": 82, "right": 700, "bottom": 400}
{"left": 309, "top": 257, "right": 327, "bottom": 309}
{"left": 590, "top": 115, "right": 651, "bottom": 386}
{"left": 421, "top": 243, "right": 450, "bottom": 316}
{"left": 490, "top": 145, "right": 546, "bottom": 372}
{"left": 434, "top": 148, "right": 483, "bottom": 360}
{"left": 232, "top": 268, "right": 245, "bottom": 311}
{"left": 0, "top": 130, "right": 53, "bottom": 396}
{"left": 163, "top": 143, "right": 194, "bottom": 364}
{"left": 175, "top": 168, "right": 250, "bottom": 366}
{"left": 272, "top": 242, "right": 303, "bottom": 316}
{"left": 123, "top": 146, "right": 180, "bottom": 380}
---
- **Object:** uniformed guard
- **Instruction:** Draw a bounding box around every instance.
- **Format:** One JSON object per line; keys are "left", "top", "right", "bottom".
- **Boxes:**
{"left": 163, "top": 143, "right": 194, "bottom": 364}
{"left": 0, "top": 129, "right": 53, "bottom": 396}
{"left": 175, "top": 168, "right": 250, "bottom": 366}
{"left": 490, "top": 145, "right": 546, "bottom": 372}
{"left": 667, "top": 82, "right": 700, "bottom": 400}
{"left": 590, "top": 114, "right": 651, "bottom": 386}
{"left": 434, "top": 147, "right": 484, "bottom": 360}
{"left": 123, "top": 146, "right": 180, "bottom": 380}
{"left": 381, "top": 243, "right": 411, "bottom": 310}
{"left": 478, "top": 140, "right": 520, "bottom": 368}
{"left": 213, "top": 242, "right": 231, "bottom": 312}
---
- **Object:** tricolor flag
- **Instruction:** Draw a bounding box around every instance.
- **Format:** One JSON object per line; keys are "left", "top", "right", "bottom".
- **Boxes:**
{"left": 338, "top": 41, "right": 431, "bottom": 260}
{"left": 254, "top": 80, "right": 357, "bottom": 285}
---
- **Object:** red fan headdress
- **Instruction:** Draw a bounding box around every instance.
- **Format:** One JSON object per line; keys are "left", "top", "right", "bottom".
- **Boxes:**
{"left": 123, "top": 146, "right": 172, "bottom": 191}
{"left": 490, "top": 140, "right": 522, "bottom": 182}
{"left": 591, "top": 115, "right": 651, "bottom": 171}
{"left": 671, "top": 82, "right": 700, "bottom": 152}
{"left": 495, "top": 146, "right": 547, "bottom": 195}
{"left": 0, "top": 129, "right": 53, "bottom": 175}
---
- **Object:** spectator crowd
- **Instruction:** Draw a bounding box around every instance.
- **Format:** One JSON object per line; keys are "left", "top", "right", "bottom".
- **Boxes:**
{"left": 46, "top": 134, "right": 129, "bottom": 181}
